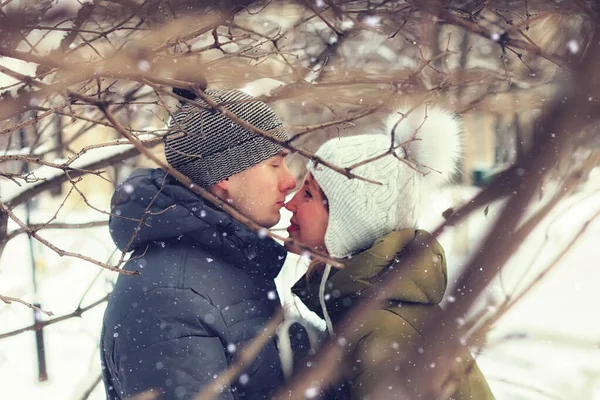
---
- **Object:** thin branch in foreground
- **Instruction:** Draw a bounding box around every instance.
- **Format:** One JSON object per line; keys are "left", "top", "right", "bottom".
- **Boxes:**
{"left": 0, "top": 201, "right": 136, "bottom": 275}
{"left": 194, "top": 308, "right": 285, "bottom": 400}
{"left": 76, "top": 373, "right": 102, "bottom": 400}
{"left": 0, "top": 294, "right": 54, "bottom": 316}
{"left": 0, "top": 155, "right": 106, "bottom": 177}
{"left": 0, "top": 294, "right": 109, "bottom": 340}
{"left": 5, "top": 221, "right": 108, "bottom": 244}
{"left": 470, "top": 207, "right": 600, "bottom": 350}
{"left": 487, "top": 376, "right": 565, "bottom": 400}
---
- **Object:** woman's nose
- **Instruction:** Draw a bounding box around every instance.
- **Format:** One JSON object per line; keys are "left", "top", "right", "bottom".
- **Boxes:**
{"left": 284, "top": 200, "right": 293, "bottom": 212}
{"left": 284, "top": 193, "right": 299, "bottom": 212}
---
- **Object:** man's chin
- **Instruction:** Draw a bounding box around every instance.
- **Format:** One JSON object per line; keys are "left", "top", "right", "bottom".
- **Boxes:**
{"left": 254, "top": 213, "right": 280, "bottom": 229}
{"left": 264, "top": 216, "right": 280, "bottom": 229}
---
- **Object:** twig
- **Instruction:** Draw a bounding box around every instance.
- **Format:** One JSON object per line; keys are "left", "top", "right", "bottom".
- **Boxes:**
{"left": 285, "top": 106, "right": 383, "bottom": 143}
{"left": 0, "top": 294, "right": 54, "bottom": 316}
{"left": 0, "top": 155, "right": 105, "bottom": 176}
{"left": 0, "top": 201, "right": 136, "bottom": 275}
{"left": 4, "top": 221, "right": 108, "bottom": 244}
{"left": 0, "top": 294, "right": 109, "bottom": 340}
{"left": 0, "top": 102, "right": 71, "bottom": 136}
{"left": 5, "top": 137, "right": 162, "bottom": 208}
{"left": 194, "top": 308, "right": 285, "bottom": 400}
{"left": 471, "top": 207, "right": 600, "bottom": 348}
{"left": 299, "top": 0, "right": 343, "bottom": 37}
{"left": 487, "top": 376, "right": 566, "bottom": 400}
{"left": 76, "top": 373, "right": 102, "bottom": 400}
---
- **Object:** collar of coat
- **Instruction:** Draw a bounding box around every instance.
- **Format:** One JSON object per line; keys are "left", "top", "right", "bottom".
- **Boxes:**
{"left": 109, "top": 168, "right": 287, "bottom": 281}
{"left": 291, "top": 229, "right": 448, "bottom": 321}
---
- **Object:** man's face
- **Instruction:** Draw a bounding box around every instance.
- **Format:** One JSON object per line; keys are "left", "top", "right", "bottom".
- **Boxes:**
{"left": 223, "top": 151, "right": 296, "bottom": 228}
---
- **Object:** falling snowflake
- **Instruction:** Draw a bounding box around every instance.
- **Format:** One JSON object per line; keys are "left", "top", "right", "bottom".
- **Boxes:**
{"left": 567, "top": 40, "right": 579, "bottom": 54}
{"left": 138, "top": 60, "right": 151, "bottom": 71}
{"left": 204, "top": 314, "right": 215, "bottom": 324}
{"left": 304, "top": 387, "right": 320, "bottom": 398}
{"left": 363, "top": 15, "right": 382, "bottom": 27}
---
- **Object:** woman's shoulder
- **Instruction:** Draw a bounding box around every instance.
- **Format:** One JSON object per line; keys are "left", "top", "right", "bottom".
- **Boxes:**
{"left": 351, "top": 303, "right": 445, "bottom": 350}
{"left": 351, "top": 308, "right": 420, "bottom": 348}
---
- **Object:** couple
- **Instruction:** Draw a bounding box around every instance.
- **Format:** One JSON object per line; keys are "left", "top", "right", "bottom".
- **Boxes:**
{"left": 100, "top": 88, "right": 494, "bottom": 399}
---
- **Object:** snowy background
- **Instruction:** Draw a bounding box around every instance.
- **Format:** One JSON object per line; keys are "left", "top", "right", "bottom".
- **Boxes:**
{"left": 0, "top": 166, "right": 598, "bottom": 400}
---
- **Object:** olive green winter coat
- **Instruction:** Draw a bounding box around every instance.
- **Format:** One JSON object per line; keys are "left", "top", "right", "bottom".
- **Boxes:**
{"left": 292, "top": 229, "right": 495, "bottom": 400}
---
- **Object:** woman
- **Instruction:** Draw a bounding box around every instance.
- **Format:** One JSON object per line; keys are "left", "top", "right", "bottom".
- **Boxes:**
{"left": 284, "top": 104, "right": 495, "bottom": 399}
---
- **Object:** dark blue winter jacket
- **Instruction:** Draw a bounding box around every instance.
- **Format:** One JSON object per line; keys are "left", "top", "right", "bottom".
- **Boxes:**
{"left": 100, "top": 168, "right": 287, "bottom": 400}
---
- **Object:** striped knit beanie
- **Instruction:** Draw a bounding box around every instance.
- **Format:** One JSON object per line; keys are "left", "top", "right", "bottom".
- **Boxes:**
{"left": 164, "top": 88, "right": 288, "bottom": 187}
{"left": 307, "top": 104, "right": 462, "bottom": 259}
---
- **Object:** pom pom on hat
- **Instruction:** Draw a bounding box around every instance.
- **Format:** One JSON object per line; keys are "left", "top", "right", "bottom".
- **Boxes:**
{"left": 307, "top": 103, "right": 462, "bottom": 258}
{"left": 385, "top": 104, "right": 462, "bottom": 187}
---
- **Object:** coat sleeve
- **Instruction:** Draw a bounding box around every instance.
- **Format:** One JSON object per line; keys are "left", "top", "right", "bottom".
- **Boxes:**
{"left": 110, "top": 288, "right": 235, "bottom": 400}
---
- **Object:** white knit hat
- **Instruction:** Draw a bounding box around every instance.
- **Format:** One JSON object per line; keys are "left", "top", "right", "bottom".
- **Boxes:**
{"left": 307, "top": 104, "right": 462, "bottom": 259}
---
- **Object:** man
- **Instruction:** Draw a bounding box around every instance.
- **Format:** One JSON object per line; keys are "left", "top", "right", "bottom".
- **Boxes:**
{"left": 100, "top": 88, "right": 296, "bottom": 400}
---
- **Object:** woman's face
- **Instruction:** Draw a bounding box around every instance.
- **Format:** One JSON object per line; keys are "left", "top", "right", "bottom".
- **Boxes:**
{"left": 284, "top": 173, "right": 329, "bottom": 254}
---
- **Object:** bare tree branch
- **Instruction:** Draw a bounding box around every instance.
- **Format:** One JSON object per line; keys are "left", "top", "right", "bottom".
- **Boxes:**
{"left": 0, "top": 293, "right": 54, "bottom": 316}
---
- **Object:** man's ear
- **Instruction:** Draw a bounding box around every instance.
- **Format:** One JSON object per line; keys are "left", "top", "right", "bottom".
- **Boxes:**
{"left": 209, "top": 178, "right": 229, "bottom": 198}
{"left": 214, "top": 179, "right": 229, "bottom": 190}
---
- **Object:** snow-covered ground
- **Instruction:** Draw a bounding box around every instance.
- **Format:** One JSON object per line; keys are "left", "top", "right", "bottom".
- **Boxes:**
{"left": 0, "top": 169, "right": 599, "bottom": 400}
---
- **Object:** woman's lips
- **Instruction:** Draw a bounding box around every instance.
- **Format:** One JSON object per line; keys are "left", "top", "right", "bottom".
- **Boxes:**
{"left": 287, "top": 223, "right": 299, "bottom": 233}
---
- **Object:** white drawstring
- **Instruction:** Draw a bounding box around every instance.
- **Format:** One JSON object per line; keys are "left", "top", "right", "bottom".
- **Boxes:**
{"left": 319, "top": 263, "right": 335, "bottom": 336}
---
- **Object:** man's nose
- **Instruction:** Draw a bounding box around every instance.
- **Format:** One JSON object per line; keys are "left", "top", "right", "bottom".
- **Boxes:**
{"left": 279, "top": 163, "right": 296, "bottom": 193}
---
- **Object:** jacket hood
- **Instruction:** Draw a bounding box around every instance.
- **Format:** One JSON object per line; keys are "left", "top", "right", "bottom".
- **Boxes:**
{"left": 109, "top": 168, "right": 287, "bottom": 277}
{"left": 292, "top": 229, "right": 448, "bottom": 319}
